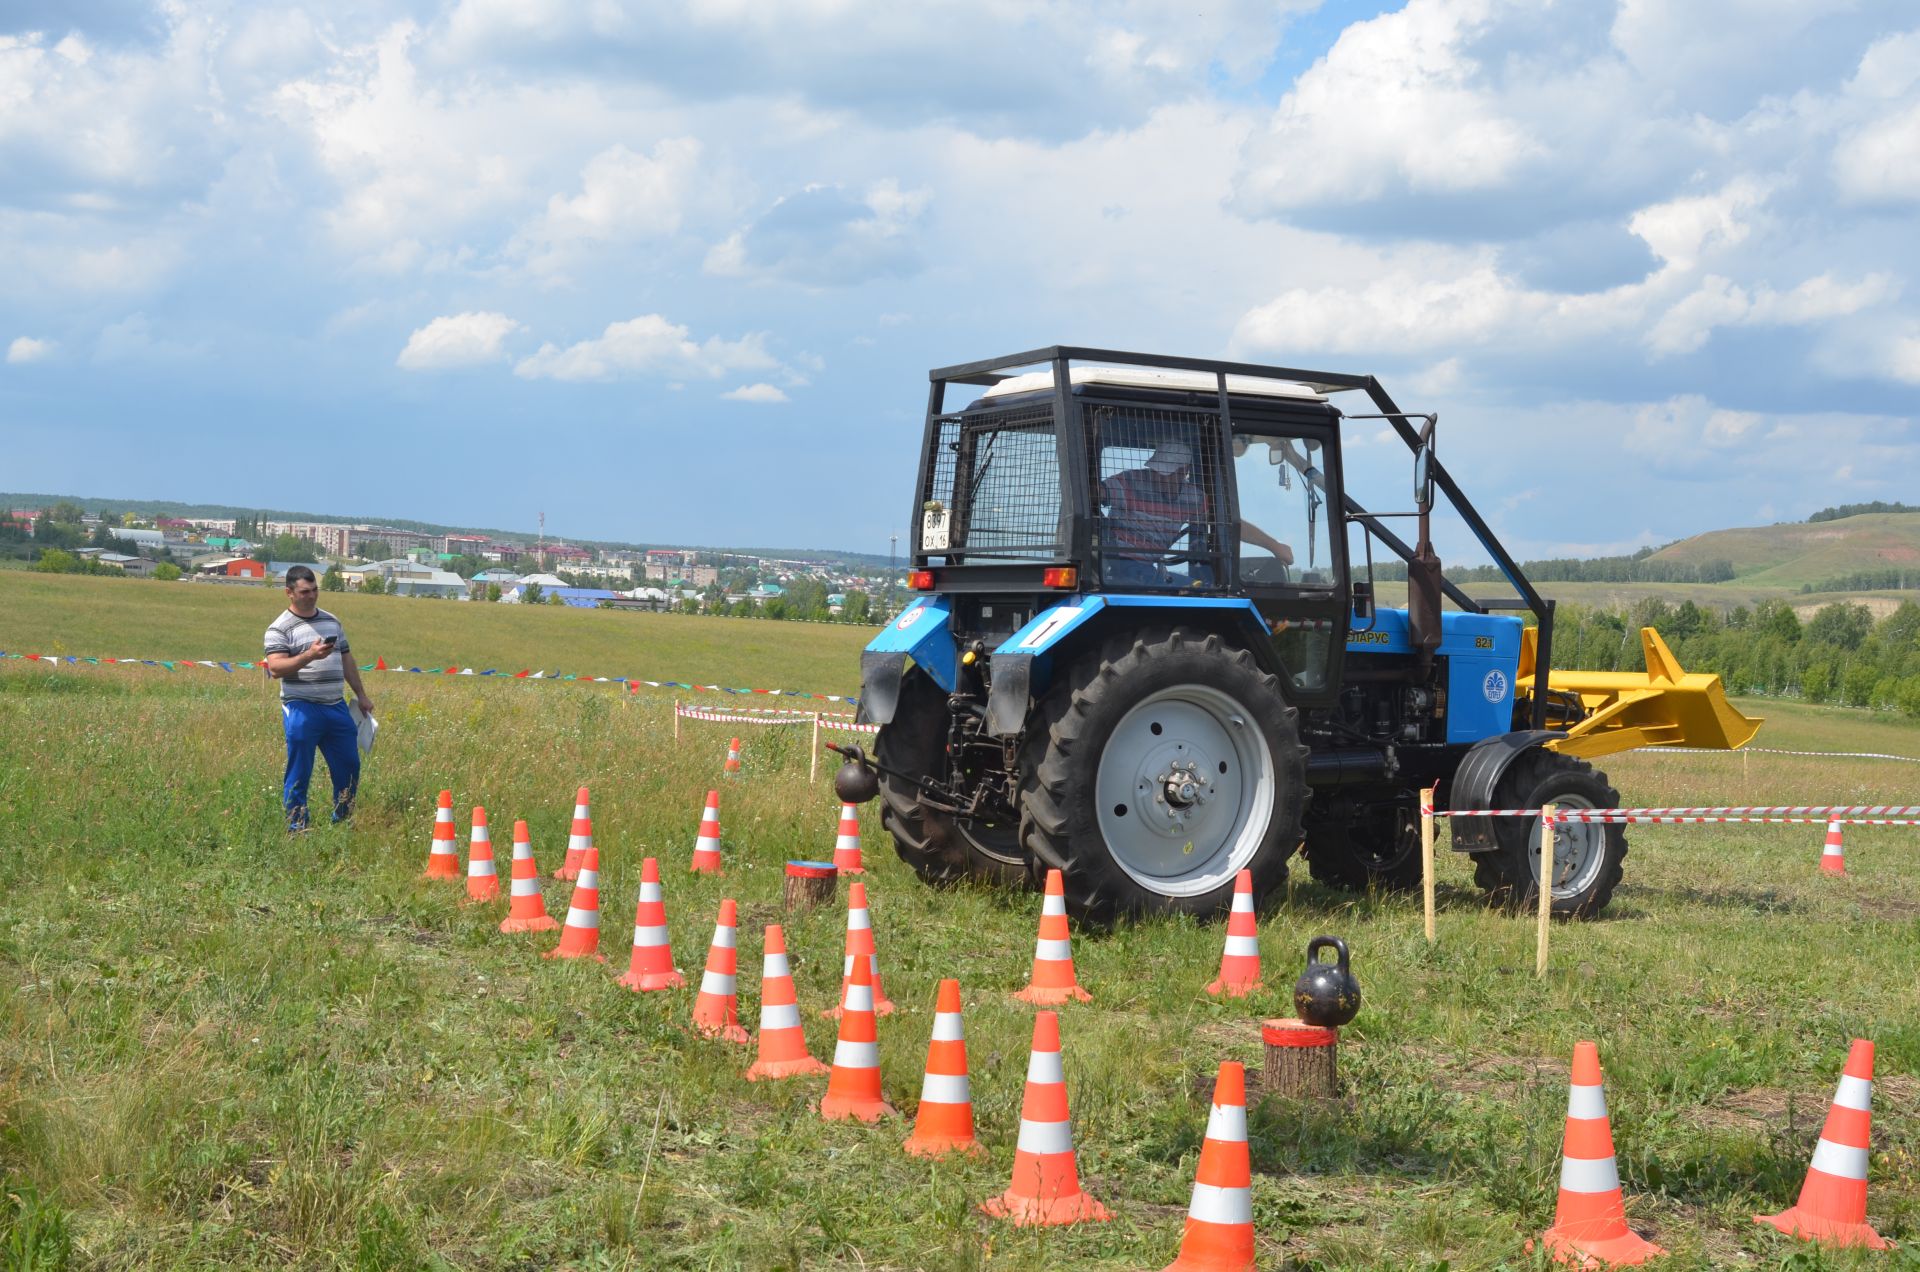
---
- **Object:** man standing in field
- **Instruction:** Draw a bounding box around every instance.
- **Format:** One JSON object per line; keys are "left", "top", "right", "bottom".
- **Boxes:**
{"left": 263, "top": 565, "right": 373, "bottom": 831}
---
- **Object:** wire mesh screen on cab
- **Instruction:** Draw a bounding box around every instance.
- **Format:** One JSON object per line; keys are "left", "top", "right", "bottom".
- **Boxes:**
{"left": 920, "top": 407, "right": 1062, "bottom": 563}
{"left": 1089, "top": 404, "right": 1225, "bottom": 590}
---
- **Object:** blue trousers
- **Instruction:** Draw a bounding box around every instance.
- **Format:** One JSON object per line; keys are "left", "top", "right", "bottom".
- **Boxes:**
{"left": 282, "top": 699, "right": 360, "bottom": 829}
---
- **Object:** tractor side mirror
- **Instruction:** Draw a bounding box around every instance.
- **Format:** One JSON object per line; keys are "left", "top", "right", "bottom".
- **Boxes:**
{"left": 1413, "top": 442, "right": 1434, "bottom": 509}
{"left": 1352, "top": 580, "right": 1374, "bottom": 621}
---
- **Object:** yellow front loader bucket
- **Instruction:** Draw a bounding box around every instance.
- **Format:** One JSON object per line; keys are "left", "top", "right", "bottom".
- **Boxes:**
{"left": 1516, "top": 626, "right": 1762, "bottom": 760}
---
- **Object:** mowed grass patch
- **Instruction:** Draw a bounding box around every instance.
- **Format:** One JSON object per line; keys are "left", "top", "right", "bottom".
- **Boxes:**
{"left": 1, "top": 663, "right": 1918, "bottom": 1266}
{"left": 0, "top": 570, "right": 870, "bottom": 695}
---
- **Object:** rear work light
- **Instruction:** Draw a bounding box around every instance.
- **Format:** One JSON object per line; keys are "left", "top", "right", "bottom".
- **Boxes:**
{"left": 907, "top": 570, "right": 936, "bottom": 590}
{"left": 1041, "top": 567, "right": 1079, "bottom": 589}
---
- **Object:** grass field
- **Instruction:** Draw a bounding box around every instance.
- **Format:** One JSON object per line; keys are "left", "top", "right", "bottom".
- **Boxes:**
{"left": 0, "top": 572, "right": 872, "bottom": 698}
{"left": 2, "top": 574, "right": 1918, "bottom": 1269}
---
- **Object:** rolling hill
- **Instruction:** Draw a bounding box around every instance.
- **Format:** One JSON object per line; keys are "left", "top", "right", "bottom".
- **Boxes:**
{"left": 1645, "top": 511, "right": 1920, "bottom": 590}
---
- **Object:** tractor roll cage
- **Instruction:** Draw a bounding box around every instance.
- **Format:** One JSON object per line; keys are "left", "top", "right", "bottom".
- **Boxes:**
{"left": 919, "top": 346, "right": 1557, "bottom": 730}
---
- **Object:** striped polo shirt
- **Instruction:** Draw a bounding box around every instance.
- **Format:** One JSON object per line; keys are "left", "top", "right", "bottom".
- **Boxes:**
{"left": 264, "top": 607, "right": 350, "bottom": 703}
{"left": 1101, "top": 468, "right": 1208, "bottom": 559}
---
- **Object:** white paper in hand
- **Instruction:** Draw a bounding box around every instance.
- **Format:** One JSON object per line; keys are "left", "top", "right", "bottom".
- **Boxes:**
{"left": 348, "top": 700, "right": 379, "bottom": 755}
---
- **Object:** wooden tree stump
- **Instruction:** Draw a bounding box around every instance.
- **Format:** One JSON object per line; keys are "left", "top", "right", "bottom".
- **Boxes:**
{"left": 783, "top": 861, "right": 837, "bottom": 912}
{"left": 1261, "top": 1018, "right": 1339, "bottom": 1098}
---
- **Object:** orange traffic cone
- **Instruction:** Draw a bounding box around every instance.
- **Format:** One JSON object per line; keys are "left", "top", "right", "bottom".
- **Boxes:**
{"left": 544, "top": 846, "right": 606, "bottom": 962}
{"left": 465, "top": 807, "right": 500, "bottom": 902}
{"left": 819, "top": 947, "right": 895, "bottom": 1121}
{"left": 1164, "top": 1060, "right": 1256, "bottom": 1270}
{"left": 690, "top": 789, "right": 723, "bottom": 874}
{"left": 423, "top": 789, "right": 459, "bottom": 879}
{"left": 1819, "top": 820, "right": 1847, "bottom": 876}
{"left": 724, "top": 737, "right": 742, "bottom": 774}
{"left": 904, "top": 978, "right": 981, "bottom": 1156}
{"left": 1206, "top": 869, "right": 1261, "bottom": 997}
{"left": 691, "top": 898, "right": 750, "bottom": 1044}
{"left": 979, "top": 1010, "right": 1110, "bottom": 1225}
{"left": 554, "top": 786, "right": 593, "bottom": 880}
{"left": 1533, "top": 1041, "right": 1665, "bottom": 1267}
{"left": 826, "top": 881, "right": 895, "bottom": 1018}
{"left": 832, "top": 802, "right": 865, "bottom": 874}
{"left": 746, "top": 924, "right": 828, "bottom": 1079}
{"left": 1015, "top": 869, "right": 1091, "bottom": 1004}
{"left": 499, "top": 820, "right": 559, "bottom": 933}
{"left": 616, "top": 857, "right": 683, "bottom": 991}
{"left": 1756, "top": 1039, "right": 1888, "bottom": 1249}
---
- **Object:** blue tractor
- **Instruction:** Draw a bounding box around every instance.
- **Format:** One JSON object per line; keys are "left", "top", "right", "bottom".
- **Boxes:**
{"left": 841, "top": 347, "right": 1757, "bottom": 924}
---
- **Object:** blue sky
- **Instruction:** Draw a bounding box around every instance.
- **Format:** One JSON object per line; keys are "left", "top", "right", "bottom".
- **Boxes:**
{"left": 3, "top": 0, "right": 1917, "bottom": 564}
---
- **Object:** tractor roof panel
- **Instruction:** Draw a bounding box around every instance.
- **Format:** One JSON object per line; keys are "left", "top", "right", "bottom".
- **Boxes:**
{"left": 978, "top": 366, "right": 1327, "bottom": 404}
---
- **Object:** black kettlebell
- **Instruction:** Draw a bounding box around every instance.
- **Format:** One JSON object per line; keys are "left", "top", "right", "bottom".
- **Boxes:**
{"left": 1292, "top": 935, "right": 1361, "bottom": 1028}
{"left": 832, "top": 746, "right": 880, "bottom": 805}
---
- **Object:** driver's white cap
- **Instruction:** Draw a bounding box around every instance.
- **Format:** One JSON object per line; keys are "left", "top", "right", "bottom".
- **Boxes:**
{"left": 1146, "top": 441, "right": 1193, "bottom": 474}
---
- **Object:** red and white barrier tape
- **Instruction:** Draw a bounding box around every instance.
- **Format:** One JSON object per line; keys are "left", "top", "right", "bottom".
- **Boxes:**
{"left": 1434, "top": 804, "right": 1920, "bottom": 826}
{"left": 1627, "top": 746, "right": 1920, "bottom": 764}
{"left": 675, "top": 703, "right": 878, "bottom": 735}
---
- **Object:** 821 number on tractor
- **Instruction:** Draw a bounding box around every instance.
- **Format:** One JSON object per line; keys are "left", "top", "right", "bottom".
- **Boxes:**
{"left": 841, "top": 348, "right": 1759, "bottom": 925}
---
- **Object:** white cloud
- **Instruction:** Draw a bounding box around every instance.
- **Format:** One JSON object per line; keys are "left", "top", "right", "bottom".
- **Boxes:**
{"left": 510, "top": 139, "right": 704, "bottom": 279}
{"left": 1234, "top": 0, "right": 1543, "bottom": 214}
{"left": 6, "top": 337, "right": 54, "bottom": 364}
{"left": 704, "top": 179, "right": 929, "bottom": 286}
{"left": 514, "top": 314, "right": 778, "bottom": 382}
{"left": 722, "top": 383, "right": 788, "bottom": 403}
{"left": 396, "top": 312, "right": 522, "bottom": 370}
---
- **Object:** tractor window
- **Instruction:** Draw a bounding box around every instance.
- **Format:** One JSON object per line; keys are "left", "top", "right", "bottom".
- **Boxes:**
{"left": 1092, "top": 406, "right": 1224, "bottom": 590}
{"left": 925, "top": 407, "right": 1064, "bottom": 563}
{"left": 1232, "top": 434, "right": 1333, "bottom": 590}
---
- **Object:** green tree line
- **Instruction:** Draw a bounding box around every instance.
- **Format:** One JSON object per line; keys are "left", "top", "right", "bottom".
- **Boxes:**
{"left": 1549, "top": 597, "right": 1920, "bottom": 717}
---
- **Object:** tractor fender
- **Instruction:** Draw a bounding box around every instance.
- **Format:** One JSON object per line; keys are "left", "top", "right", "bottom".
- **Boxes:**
{"left": 984, "top": 594, "right": 1275, "bottom": 739}
{"left": 860, "top": 596, "right": 958, "bottom": 725}
{"left": 1446, "top": 729, "right": 1569, "bottom": 853}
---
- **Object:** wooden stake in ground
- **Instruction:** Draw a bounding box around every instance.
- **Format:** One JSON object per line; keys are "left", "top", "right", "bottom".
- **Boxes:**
{"left": 1420, "top": 785, "right": 1437, "bottom": 945}
{"left": 1536, "top": 803, "right": 1556, "bottom": 978}
{"left": 673, "top": 700, "right": 680, "bottom": 741}
{"left": 809, "top": 713, "right": 821, "bottom": 784}
{"left": 1261, "top": 1018, "right": 1338, "bottom": 1098}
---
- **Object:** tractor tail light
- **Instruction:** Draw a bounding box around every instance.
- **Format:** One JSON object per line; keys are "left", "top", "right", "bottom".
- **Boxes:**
{"left": 907, "top": 570, "right": 936, "bottom": 590}
{"left": 1042, "top": 567, "right": 1079, "bottom": 589}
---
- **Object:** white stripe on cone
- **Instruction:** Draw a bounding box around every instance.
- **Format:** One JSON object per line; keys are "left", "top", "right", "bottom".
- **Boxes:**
{"left": 1809, "top": 1139, "right": 1871, "bottom": 1180}
{"left": 510, "top": 878, "right": 539, "bottom": 896}
{"left": 563, "top": 908, "right": 600, "bottom": 929}
{"left": 1034, "top": 938, "right": 1072, "bottom": 961}
{"left": 919, "top": 1071, "right": 972, "bottom": 1104}
{"left": 931, "top": 1013, "right": 964, "bottom": 1042}
{"left": 1223, "top": 934, "right": 1260, "bottom": 957}
{"left": 1015, "top": 1119, "right": 1075, "bottom": 1155}
{"left": 1026, "top": 1048, "right": 1065, "bottom": 1084}
{"left": 633, "top": 924, "right": 668, "bottom": 945}
{"left": 759, "top": 1001, "right": 803, "bottom": 1030}
{"left": 1187, "top": 1182, "right": 1254, "bottom": 1226}
{"left": 1559, "top": 1154, "right": 1623, "bottom": 1193}
{"left": 832, "top": 1039, "right": 880, "bottom": 1068}
{"left": 699, "top": 971, "right": 736, "bottom": 995}
{"left": 1834, "top": 1074, "right": 1872, "bottom": 1111}
{"left": 1567, "top": 1084, "right": 1608, "bottom": 1119}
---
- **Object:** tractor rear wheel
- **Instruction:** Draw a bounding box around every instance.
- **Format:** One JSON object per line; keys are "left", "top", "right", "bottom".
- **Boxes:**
{"left": 1302, "top": 794, "right": 1422, "bottom": 892}
{"left": 1019, "top": 627, "right": 1307, "bottom": 925}
{"left": 874, "top": 669, "right": 1027, "bottom": 888}
{"left": 1472, "top": 748, "right": 1626, "bottom": 918}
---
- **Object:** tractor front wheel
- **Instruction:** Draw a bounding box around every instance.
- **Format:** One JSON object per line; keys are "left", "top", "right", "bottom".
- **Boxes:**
{"left": 1019, "top": 627, "right": 1307, "bottom": 925}
{"left": 874, "top": 669, "right": 1028, "bottom": 888}
{"left": 1471, "top": 748, "right": 1626, "bottom": 918}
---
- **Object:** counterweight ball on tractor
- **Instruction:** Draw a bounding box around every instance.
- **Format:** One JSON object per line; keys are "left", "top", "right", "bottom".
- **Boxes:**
{"left": 830, "top": 745, "right": 880, "bottom": 806}
{"left": 1293, "top": 936, "right": 1361, "bottom": 1028}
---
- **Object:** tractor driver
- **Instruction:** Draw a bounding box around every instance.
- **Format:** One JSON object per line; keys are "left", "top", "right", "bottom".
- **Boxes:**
{"left": 1101, "top": 441, "right": 1293, "bottom": 588}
